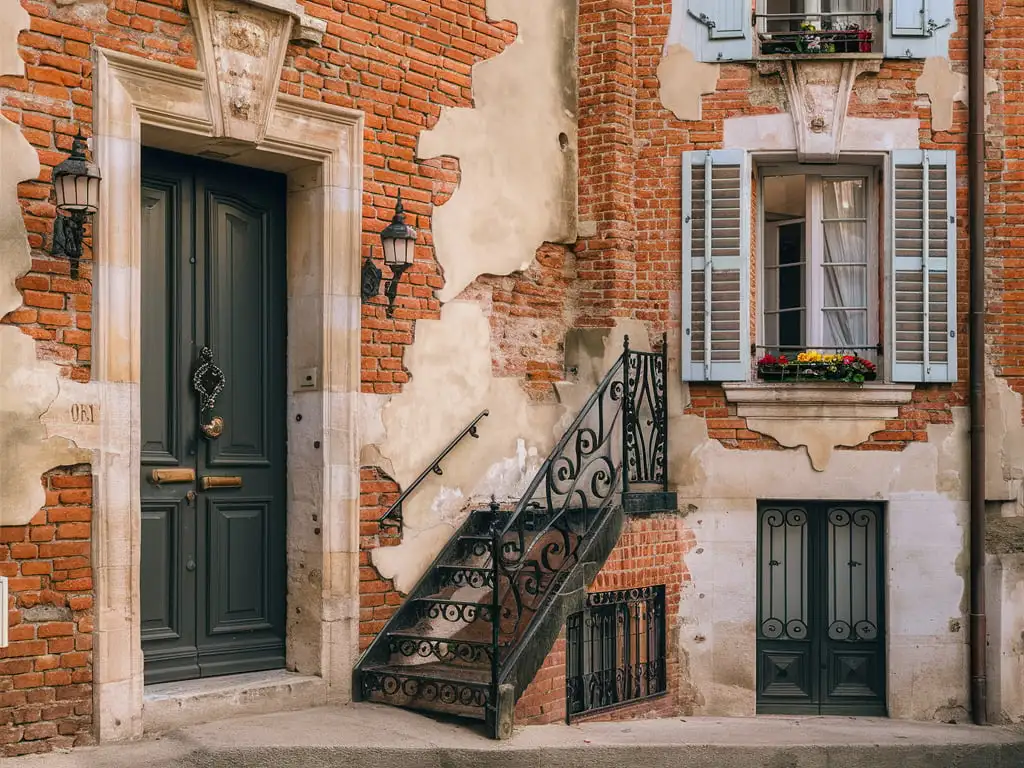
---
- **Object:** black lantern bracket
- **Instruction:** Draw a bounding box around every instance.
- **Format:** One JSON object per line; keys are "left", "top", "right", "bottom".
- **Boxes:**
{"left": 52, "top": 212, "right": 87, "bottom": 280}
{"left": 361, "top": 193, "right": 417, "bottom": 318}
{"left": 50, "top": 131, "right": 100, "bottom": 280}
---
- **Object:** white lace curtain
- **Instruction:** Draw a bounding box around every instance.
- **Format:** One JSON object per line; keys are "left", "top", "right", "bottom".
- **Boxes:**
{"left": 822, "top": 179, "right": 868, "bottom": 350}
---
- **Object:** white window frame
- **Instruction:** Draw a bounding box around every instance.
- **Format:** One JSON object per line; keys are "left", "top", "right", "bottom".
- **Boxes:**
{"left": 756, "top": 163, "right": 881, "bottom": 362}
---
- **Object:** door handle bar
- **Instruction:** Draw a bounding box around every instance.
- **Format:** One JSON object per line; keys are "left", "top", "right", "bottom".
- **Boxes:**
{"left": 200, "top": 476, "right": 243, "bottom": 490}
{"left": 150, "top": 468, "right": 196, "bottom": 485}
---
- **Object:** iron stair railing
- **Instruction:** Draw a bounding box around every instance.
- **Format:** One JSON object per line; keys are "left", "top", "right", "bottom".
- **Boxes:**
{"left": 353, "top": 335, "right": 670, "bottom": 739}
{"left": 484, "top": 334, "right": 668, "bottom": 734}
{"left": 378, "top": 409, "right": 489, "bottom": 532}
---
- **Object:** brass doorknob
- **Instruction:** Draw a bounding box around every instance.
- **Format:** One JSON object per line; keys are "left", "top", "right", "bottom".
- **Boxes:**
{"left": 201, "top": 415, "right": 224, "bottom": 439}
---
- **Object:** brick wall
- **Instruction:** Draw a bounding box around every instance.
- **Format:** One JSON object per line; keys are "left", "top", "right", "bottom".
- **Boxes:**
{"left": 0, "top": 466, "right": 93, "bottom": 758}
{"left": 358, "top": 468, "right": 402, "bottom": 651}
{"left": 515, "top": 515, "right": 695, "bottom": 726}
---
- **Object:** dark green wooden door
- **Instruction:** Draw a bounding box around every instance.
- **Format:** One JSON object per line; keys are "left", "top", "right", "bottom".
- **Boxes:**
{"left": 756, "top": 502, "right": 886, "bottom": 715}
{"left": 140, "top": 148, "right": 287, "bottom": 684}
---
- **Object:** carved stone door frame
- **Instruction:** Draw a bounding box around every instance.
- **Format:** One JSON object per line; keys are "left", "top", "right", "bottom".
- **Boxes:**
{"left": 92, "top": 45, "right": 363, "bottom": 741}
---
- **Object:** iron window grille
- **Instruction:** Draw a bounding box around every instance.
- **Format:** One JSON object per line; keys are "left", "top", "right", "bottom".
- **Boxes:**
{"left": 566, "top": 585, "right": 667, "bottom": 718}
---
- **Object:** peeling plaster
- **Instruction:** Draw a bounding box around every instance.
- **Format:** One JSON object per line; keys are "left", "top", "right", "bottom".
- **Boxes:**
{"left": 986, "top": 369, "right": 1024, "bottom": 503}
{"left": 657, "top": 45, "right": 718, "bottom": 122}
{"left": 417, "top": 0, "right": 578, "bottom": 303}
{"left": 0, "top": 0, "right": 90, "bottom": 526}
{"left": 365, "top": 301, "right": 563, "bottom": 593}
{"left": 915, "top": 57, "right": 998, "bottom": 133}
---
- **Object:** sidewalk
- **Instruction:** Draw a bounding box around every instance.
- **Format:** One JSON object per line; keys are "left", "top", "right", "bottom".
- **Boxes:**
{"left": 10, "top": 703, "right": 1024, "bottom": 768}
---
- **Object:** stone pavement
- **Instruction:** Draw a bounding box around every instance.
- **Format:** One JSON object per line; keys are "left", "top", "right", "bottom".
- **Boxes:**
{"left": 9, "top": 703, "right": 1024, "bottom": 768}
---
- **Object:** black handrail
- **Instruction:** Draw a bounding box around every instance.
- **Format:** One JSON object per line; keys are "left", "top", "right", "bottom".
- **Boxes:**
{"left": 378, "top": 409, "right": 489, "bottom": 531}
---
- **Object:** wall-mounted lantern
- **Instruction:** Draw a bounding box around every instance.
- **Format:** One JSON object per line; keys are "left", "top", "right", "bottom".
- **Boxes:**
{"left": 51, "top": 132, "right": 102, "bottom": 279}
{"left": 361, "top": 193, "right": 417, "bottom": 317}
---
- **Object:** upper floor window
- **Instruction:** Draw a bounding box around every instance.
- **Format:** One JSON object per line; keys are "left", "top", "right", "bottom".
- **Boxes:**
{"left": 758, "top": 1, "right": 882, "bottom": 56}
{"left": 761, "top": 170, "right": 879, "bottom": 360}
{"left": 677, "top": 0, "right": 954, "bottom": 62}
{"left": 681, "top": 150, "right": 957, "bottom": 385}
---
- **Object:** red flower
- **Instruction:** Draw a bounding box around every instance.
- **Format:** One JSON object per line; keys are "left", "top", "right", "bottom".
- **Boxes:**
{"left": 758, "top": 354, "right": 777, "bottom": 365}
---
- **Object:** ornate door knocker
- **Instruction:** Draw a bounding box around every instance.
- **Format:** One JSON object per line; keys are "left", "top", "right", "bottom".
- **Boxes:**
{"left": 192, "top": 346, "right": 226, "bottom": 440}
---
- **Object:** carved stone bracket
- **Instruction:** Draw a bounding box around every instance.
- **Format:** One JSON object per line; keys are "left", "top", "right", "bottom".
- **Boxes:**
{"left": 187, "top": 0, "right": 326, "bottom": 144}
{"left": 722, "top": 383, "right": 915, "bottom": 471}
{"left": 757, "top": 57, "right": 882, "bottom": 163}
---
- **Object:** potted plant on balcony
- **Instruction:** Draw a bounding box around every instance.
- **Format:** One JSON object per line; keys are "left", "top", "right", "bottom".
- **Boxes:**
{"left": 756, "top": 351, "right": 878, "bottom": 384}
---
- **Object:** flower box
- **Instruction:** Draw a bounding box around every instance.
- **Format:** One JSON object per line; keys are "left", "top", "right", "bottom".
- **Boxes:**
{"left": 756, "top": 352, "right": 878, "bottom": 384}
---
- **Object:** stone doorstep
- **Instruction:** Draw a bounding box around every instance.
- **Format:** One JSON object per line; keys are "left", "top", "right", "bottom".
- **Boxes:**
{"left": 142, "top": 669, "right": 328, "bottom": 734}
{"left": 14, "top": 704, "right": 1024, "bottom": 768}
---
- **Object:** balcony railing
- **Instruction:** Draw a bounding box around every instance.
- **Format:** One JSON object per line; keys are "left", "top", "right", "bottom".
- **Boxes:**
{"left": 755, "top": 9, "right": 882, "bottom": 56}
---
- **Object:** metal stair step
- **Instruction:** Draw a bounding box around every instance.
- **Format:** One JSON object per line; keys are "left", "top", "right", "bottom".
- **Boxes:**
{"left": 411, "top": 597, "right": 494, "bottom": 624}
{"left": 359, "top": 663, "right": 490, "bottom": 720}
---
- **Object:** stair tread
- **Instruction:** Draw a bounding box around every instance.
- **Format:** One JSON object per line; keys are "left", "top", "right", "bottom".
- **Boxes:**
{"left": 412, "top": 597, "right": 490, "bottom": 606}
{"left": 361, "top": 662, "right": 491, "bottom": 686}
{"left": 387, "top": 629, "right": 501, "bottom": 646}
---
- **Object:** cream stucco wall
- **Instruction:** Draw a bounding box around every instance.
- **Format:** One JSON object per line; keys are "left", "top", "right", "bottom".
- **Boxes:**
{"left": 0, "top": 0, "right": 91, "bottom": 528}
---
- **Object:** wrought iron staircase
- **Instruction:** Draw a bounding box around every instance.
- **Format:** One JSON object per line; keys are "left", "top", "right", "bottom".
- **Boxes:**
{"left": 354, "top": 336, "right": 672, "bottom": 737}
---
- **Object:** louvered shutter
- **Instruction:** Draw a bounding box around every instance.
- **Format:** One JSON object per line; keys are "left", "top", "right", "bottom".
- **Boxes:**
{"left": 682, "top": 150, "right": 751, "bottom": 382}
{"left": 885, "top": 0, "right": 955, "bottom": 59}
{"left": 889, "top": 149, "right": 957, "bottom": 383}
{"left": 684, "top": 0, "right": 753, "bottom": 62}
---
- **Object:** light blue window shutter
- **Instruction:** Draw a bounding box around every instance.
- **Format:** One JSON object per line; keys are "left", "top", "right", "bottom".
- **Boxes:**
{"left": 682, "top": 150, "right": 751, "bottom": 382}
{"left": 685, "top": 0, "right": 753, "bottom": 62}
{"left": 889, "top": 149, "right": 957, "bottom": 383}
{"left": 885, "top": 0, "right": 956, "bottom": 59}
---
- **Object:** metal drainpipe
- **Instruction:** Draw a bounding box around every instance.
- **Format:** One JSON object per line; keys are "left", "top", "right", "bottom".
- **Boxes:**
{"left": 968, "top": 0, "right": 988, "bottom": 727}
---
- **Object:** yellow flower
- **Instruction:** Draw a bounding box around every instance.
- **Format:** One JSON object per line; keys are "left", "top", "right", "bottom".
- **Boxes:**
{"left": 797, "top": 351, "right": 822, "bottom": 363}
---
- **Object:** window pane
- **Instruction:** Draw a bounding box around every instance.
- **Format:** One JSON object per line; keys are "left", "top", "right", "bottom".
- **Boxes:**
{"left": 823, "top": 178, "right": 866, "bottom": 219}
{"left": 822, "top": 263, "right": 867, "bottom": 308}
{"left": 822, "top": 309, "right": 868, "bottom": 349}
{"left": 822, "top": 178, "right": 869, "bottom": 351}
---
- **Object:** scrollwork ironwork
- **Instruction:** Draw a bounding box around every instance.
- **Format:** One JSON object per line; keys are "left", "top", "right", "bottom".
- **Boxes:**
{"left": 388, "top": 636, "right": 496, "bottom": 664}
{"left": 360, "top": 670, "right": 489, "bottom": 709}
{"left": 624, "top": 345, "right": 667, "bottom": 487}
{"left": 414, "top": 600, "right": 494, "bottom": 624}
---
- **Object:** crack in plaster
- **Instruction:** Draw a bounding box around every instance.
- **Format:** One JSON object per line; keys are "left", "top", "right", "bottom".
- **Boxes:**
{"left": 416, "top": 0, "right": 578, "bottom": 303}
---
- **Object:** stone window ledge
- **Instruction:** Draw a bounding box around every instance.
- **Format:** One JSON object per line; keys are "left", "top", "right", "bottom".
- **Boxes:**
{"left": 723, "top": 382, "right": 915, "bottom": 421}
{"left": 719, "top": 382, "right": 915, "bottom": 471}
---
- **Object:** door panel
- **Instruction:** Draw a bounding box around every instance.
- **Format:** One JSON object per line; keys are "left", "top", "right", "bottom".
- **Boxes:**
{"left": 205, "top": 498, "right": 274, "bottom": 635}
{"left": 757, "top": 502, "right": 886, "bottom": 715}
{"left": 141, "top": 148, "right": 287, "bottom": 684}
{"left": 140, "top": 501, "right": 183, "bottom": 640}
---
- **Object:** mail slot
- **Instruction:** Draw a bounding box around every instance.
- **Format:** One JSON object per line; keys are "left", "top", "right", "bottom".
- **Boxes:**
{"left": 150, "top": 468, "right": 196, "bottom": 485}
{"left": 200, "top": 476, "right": 243, "bottom": 490}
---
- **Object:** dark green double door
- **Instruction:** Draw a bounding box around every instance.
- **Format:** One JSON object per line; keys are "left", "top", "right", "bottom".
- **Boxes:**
{"left": 757, "top": 502, "right": 886, "bottom": 715}
{"left": 140, "top": 148, "right": 287, "bottom": 684}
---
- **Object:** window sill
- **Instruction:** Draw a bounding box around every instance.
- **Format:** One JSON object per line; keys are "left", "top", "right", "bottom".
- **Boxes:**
{"left": 722, "top": 381, "right": 915, "bottom": 421}
{"left": 720, "top": 382, "right": 915, "bottom": 471}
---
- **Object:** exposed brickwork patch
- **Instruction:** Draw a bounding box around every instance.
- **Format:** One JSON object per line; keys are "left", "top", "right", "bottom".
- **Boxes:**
{"left": 515, "top": 515, "right": 695, "bottom": 726}
{"left": 0, "top": 466, "right": 93, "bottom": 758}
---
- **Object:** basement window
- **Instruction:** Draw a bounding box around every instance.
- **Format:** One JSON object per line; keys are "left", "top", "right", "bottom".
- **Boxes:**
{"left": 757, "top": 0, "right": 882, "bottom": 56}
{"left": 566, "top": 586, "right": 667, "bottom": 718}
